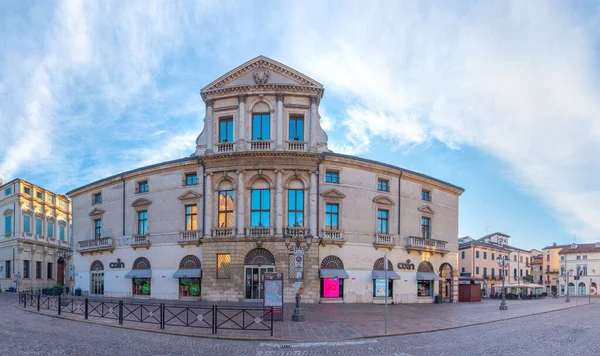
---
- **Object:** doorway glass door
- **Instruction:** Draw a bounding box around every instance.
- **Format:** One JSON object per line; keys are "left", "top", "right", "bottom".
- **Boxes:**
{"left": 245, "top": 266, "right": 274, "bottom": 300}
{"left": 91, "top": 271, "right": 104, "bottom": 295}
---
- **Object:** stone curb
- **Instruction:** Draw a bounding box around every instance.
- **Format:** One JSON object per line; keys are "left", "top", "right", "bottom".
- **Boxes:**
{"left": 351, "top": 302, "right": 596, "bottom": 341}
{"left": 14, "top": 304, "right": 289, "bottom": 343}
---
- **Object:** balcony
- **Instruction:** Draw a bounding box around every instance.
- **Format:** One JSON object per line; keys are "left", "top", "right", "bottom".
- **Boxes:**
{"left": 130, "top": 234, "right": 151, "bottom": 250}
{"left": 215, "top": 142, "right": 235, "bottom": 153}
{"left": 284, "top": 226, "right": 309, "bottom": 237}
{"left": 285, "top": 140, "right": 307, "bottom": 151}
{"left": 212, "top": 227, "right": 235, "bottom": 238}
{"left": 373, "top": 233, "right": 394, "bottom": 250}
{"left": 35, "top": 234, "right": 46, "bottom": 242}
{"left": 59, "top": 239, "right": 68, "bottom": 246}
{"left": 246, "top": 226, "right": 273, "bottom": 238}
{"left": 546, "top": 269, "right": 559, "bottom": 274}
{"left": 249, "top": 140, "right": 273, "bottom": 150}
{"left": 178, "top": 230, "right": 203, "bottom": 246}
{"left": 406, "top": 236, "right": 449, "bottom": 256}
{"left": 321, "top": 230, "right": 344, "bottom": 247}
{"left": 78, "top": 237, "right": 115, "bottom": 254}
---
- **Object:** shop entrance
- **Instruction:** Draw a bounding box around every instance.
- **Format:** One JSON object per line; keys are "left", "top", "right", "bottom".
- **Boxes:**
{"left": 244, "top": 248, "right": 276, "bottom": 301}
{"left": 90, "top": 260, "right": 104, "bottom": 295}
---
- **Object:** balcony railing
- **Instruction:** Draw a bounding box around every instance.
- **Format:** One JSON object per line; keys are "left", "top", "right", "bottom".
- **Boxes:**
{"left": 246, "top": 226, "right": 273, "bottom": 237}
{"left": 285, "top": 140, "right": 307, "bottom": 151}
{"left": 78, "top": 237, "right": 114, "bottom": 253}
{"left": 212, "top": 227, "right": 235, "bottom": 237}
{"left": 406, "top": 236, "right": 449, "bottom": 255}
{"left": 284, "top": 226, "right": 309, "bottom": 237}
{"left": 216, "top": 142, "right": 235, "bottom": 153}
{"left": 321, "top": 230, "right": 344, "bottom": 246}
{"left": 178, "top": 230, "right": 203, "bottom": 246}
{"left": 130, "top": 234, "right": 150, "bottom": 249}
{"left": 249, "top": 140, "right": 272, "bottom": 150}
{"left": 373, "top": 233, "right": 394, "bottom": 249}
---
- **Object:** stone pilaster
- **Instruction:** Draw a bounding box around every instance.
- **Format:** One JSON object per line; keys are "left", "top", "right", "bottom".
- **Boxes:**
{"left": 309, "top": 95, "right": 318, "bottom": 151}
{"left": 236, "top": 170, "right": 245, "bottom": 237}
{"left": 275, "top": 93, "right": 284, "bottom": 149}
{"left": 205, "top": 99, "right": 214, "bottom": 153}
{"left": 275, "top": 170, "right": 283, "bottom": 237}
{"left": 309, "top": 170, "right": 317, "bottom": 236}
{"left": 204, "top": 173, "right": 213, "bottom": 237}
{"left": 237, "top": 95, "right": 247, "bottom": 147}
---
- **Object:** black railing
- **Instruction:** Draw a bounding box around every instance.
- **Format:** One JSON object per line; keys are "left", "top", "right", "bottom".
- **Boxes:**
{"left": 18, "top": 291, "right": 273, "bottom": 336}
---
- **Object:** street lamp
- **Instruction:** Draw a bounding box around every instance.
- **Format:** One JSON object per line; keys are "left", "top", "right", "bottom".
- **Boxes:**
{"left": 283, "top": 231, "right": 313, "bottom": 322}
{"left": 564, "top": 268, "right": 574, "bottom": 303}
{"left": 496, "top": 255, "right": 510, "bottom": 310}
{"left": 57, "top": 248, "right": 73, "bottom": 295}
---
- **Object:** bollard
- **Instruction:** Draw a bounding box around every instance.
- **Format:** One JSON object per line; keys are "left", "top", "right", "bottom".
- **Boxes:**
{"left": 84, "top": 298, "right": 89, "bottom": 320}
{"left": 37, "top": 293, "right": 40, "bottom": 311}
{"left": 58, "top": 295, "right": 61, "bottom": 315}
{"left": 119, "top": 301, "right": 124, "bottom": 325}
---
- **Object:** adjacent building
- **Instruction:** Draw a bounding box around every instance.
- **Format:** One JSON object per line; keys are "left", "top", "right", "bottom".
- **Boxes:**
{"left": 531, "top": 253, "right": 543, "bottom": 285}
{"left": 0, "top": 178, "right": 72, "bottom": 291}
{"left": 542, "top": 243, "right": 568, "bottom": 295}
{"left": 68, "top": 56, "right": 464, "bottom": 303}
{"left": 557, "top": 243, "right": 600, "bottom": 296}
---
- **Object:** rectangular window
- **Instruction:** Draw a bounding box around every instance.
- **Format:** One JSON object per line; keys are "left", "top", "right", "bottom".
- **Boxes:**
{"left": 217, "top": 254, "right": 231, "bottom": 279}
{"left": 417, "top": 280, "right": 432, "bottom": 297}
{"left": 421, "top": 217, "right": 431, "bottom": 239}
{"left": 377, "top": 179, "right": 390, "bottom": 192}
{"left": 514, "top": 255, "right": 517, "bottom": 262}
{"left": 47, "top": 221, "right": 54, "bottom": 238}
{"left": 325, "top": 171, "right": 339, "bottom": 183}
{"left": 219, "top": 117, "right": 234, "bottom": 143}
{"left": 483, "top": 267, "right": 487, "bottom": 277}
{"left": 24, "top": 260, "right": 30, "bottom": 278}
{"left": 35, "top": 218, "right": 43, "bottom": 235}
{"left": 483, "top": 251, "right": 487, "bottom": 259}
{"left": 476, "top": 251, "right": 480, "bottom": 258}
{"left": 24, "top": 187, "right": 31, "bottom": 195}
{"left": 94, "top": 219, "right": 102, "bottom": 239}
{"left": 218, "top": 190, "right": 235, "bottom": 227}
{"left": 583, "top": 265, "right": 588, "bottom": 276}
{"left": 5, "top": 187, "right": 11, "bottom": 195}
{"left": 461, "top": 251, "right": 465, "bottom": 259}
{"left": 59, "top": 225, "right": 65, "bottom": 241}
{"left": 47, "top": 263, "right": 53, "bottom": 280}
{"left": 289, "top": 116, "right": 304, "bottom": 141}
{"left": 576, "top": 255, "right": 581, "bottom": 260}
{"left": 520, "top": 256, "right": 523, "bottom": 263}
{"left": 520, "top": 269, "right": 523, "bottom": 276}
{"left": 476, "top": 266, "right": 479, "bottom": 275}
{"left": 374, "top": 278, "right": 393, "bottom": 297}
{"left": 5, "top": 216, "right": 11, "bottom": 235}
{"left": 421, "top": 189, "right": 431, "bottom": 202}
{"left": 513, "top": 268, "right": 517, "bottom": 278}
{"left": 185, "top": 173, "right": 198, "bottom": 186}
{"left": 461, "top": 267, "right": 465, "bottom": 273}
{"left": 138, "top": 211, "right": 148, "bottom": 234}
{"left": 377, "top": 209, "right": 389, "bottom": 233}
{"left": 36, "top": 191, "right": 43, "bottom": 199}
{"left": 287, "top": 189, "right": 304, "bottom": 227}
{"left": 583, "top": 255, "right": 587, "bottom": 260}
{"left": 251, "top": 189, "right": 270, "bottom": 226}
{"left": 36, "top": 261, "right": 44, "bottom": 279}
{"left": 492, "top": 268, "right": 495, "bottom": 278}
{"left": 546, "top": 254, "right": 549, "bottom": 261}
{"left": 93, "top": 192, "right": 102, "bottom": 204}
{"left": 492, "top": 253, "right": 495, "bottom": 260}
{"left": 48, "top": 196, "right": 54, "bottom": 204}
{"left": 23, "top": 215, "right": 31, "bottom": 233}
{"left": 5, "top": 261, "right": 11, "bottom": 279}
{"left": 325, "top": 203, "right": 339, "bottom": 230}
{"left": 252, "top": 113, "right": 270, "bottom": 140}
{"left": 138, "top": 181, "right": 149, "bottom": 193}
{"left": 185, "top": 204, "right": 198, "bottom": 230}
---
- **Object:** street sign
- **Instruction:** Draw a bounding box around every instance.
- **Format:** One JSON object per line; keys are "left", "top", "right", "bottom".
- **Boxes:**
{"left": 294, "top": 255, "right": 304, "bottom": 269}
{"left": 263, "top": 272, "right": 284, "bottom": 321}
{"left": 591, "top": 286, "right": 598, "bottom": 296}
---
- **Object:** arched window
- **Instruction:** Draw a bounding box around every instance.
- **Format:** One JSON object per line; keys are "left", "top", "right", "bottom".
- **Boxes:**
{"left": 288, "top": 179, "right": 305, "bottom": 227}
{"left": 244, "top": 248, "right": 275, "bottom": 266}
{"left": 373, "top": 258, "right": 394, "bottom": 271}
{"left": 218, "top": 179, "right": 235, "bottom": 228}
{"left": 418, "top": 261, "right": 434, "bottom": 273}
{"left": 578, "top": 282, "right": 586, "bottom": 295}
{"left": 179, "top": 255, "right": 201, "bottom": 269}
{"left": 252, "top": 103, "right": 270, "bottom": 140}
{"left": 251, "top": 179, "right": 270, "bottom": 227}
{"left": 321, "top": 256, "right": 344, "bottom": 269}
{"left": 568, "top": 282, "right": 575, "bottom": 296}
{"left": 91, "top": 260, "right": 104, "bottom": 271}
{"left": 133, "top": 257, "right": 151, "bottom": 270}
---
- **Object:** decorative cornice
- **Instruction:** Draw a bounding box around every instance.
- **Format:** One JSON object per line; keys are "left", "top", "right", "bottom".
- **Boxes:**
{"left": 202, "top": 151, "right": 322, "bottom": 161}
{"left": 178, "top": 190, "right": 202, "bottom": 201}
{"left": 131, "top": 198, "right": 152, "bottom": 208}
{"left": 320, "top": 189, "right": 346, "bottom": 199}
{"left": 309, "top": 95, "right": 319, "bottom": 105}
{"left": 418, "top": 205, "right": 435, "bottom": 215}
{"left": 373, "top": 196, "right": 395, "bottom": 206}
{"left": 202, "top": 84, "right": 323, "bottom": 101}
{"left": 213, "top": 104, "right": 239, "bottom": 113}
{"left": 89, "top": 208, "right": 105, "bottom": 217}
{"left": 275, "top": 93, "right": 285, "bottom": 102}
{"left": 237, "top": 94, "right": 248, "bottom": 104}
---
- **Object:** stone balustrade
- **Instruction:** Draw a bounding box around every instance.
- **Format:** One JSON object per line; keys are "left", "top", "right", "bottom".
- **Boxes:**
{"left": 78, "top": 237, "right": 114, "bottom": 254}
{"left": 406, "top": 235, "right": 449, "bottom": 255}
{"left": 246, "top": 226, "right": 273, "bottom": 237}
{"left": 212, "top": 227, "right": 235, "bottom": 237}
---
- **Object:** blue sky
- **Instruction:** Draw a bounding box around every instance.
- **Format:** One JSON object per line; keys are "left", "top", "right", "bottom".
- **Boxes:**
{"left": 1, "top": 1, "right": 599, "bottom": 250}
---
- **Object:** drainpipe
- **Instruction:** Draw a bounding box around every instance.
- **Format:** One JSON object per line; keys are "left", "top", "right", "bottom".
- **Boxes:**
{"left": 397, "top": 171, "right": 402, "bottom": 236}
{"left": 199, "top": 159, "right": 206, "bottom": 235}
{"left": 121, "top": 176, "right": 126, "bottom": 236}
{"left": 316, "top": 154, "right": 325, "bottom": 238}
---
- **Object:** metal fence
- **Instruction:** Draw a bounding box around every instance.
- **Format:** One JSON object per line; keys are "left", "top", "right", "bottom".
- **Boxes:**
{"left": 19, "top": 291, "right": 274, "bottom": 336}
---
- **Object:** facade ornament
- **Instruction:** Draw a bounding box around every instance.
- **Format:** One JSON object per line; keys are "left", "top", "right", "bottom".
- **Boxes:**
{"left": 205, "top": 99, "right": 215, "bottom": 108}
{"left": 309, "top": 95, "right": 319, "bottom": 105}
{"left": 275, "top": 93, "right": 285, "bottom": 102}
{"left": 253, "top": 65, "right": 270, "bottom": 85}
{"left": 237, "top": 94, "right": 247, "bottom": 104}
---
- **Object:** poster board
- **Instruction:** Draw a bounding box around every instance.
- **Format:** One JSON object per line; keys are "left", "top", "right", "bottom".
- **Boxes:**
{"left": 263, "top": 272, "right": 284, "bottom": 321}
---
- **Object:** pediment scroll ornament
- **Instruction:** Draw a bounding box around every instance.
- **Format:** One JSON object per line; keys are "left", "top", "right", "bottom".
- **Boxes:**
{"left": 253, "top": 65, "right": 270, "bottom": 85}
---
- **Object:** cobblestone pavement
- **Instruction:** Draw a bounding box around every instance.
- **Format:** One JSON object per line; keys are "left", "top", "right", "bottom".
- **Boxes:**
{"left": 4, "top": 293, "right": 599, "bottom": 356}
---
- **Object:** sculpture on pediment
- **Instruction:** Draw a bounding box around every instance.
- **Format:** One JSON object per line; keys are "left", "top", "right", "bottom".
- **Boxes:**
{"left": 253, "top": 65, "right": 270, "bottom": 85}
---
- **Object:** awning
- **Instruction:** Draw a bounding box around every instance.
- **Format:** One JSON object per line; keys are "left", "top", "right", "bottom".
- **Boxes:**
{"left": 319, "top": 269, "right": 349, "bottom": 279}
{"left": 173, "top": 268, "right": 202, "bottom": 279}
{"left": 417, "top": 272, "right": 442, "bottom": 281}
{"left": 372, "top": 270, "right": 401, "bottom": 280}
{"left": 124, "top": 269, "right": 152, "bottom": 278}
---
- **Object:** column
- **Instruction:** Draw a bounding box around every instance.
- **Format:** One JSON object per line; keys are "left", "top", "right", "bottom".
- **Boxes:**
{"left": 309, "top": 95, "right": 318, "bottom": 151}
{"left": 275, "top": 170, "right": 283, "bottom": 237}
{"left": 236, "top": 170, "right": 245, "bottom": 237}
{"left": 309, "top": 170, "right": 317, "bottom": 236}
{"left": 237, "top": 95, "right": 247, "bottom": 145}
{"left": 205, "top": 99, "right": 214, "bottom": 153}
{"left": 276, "top": 93, "right": 284, "bottom": 149}
{"left": 204, "top": 173, "right": 213, "bottom": 237}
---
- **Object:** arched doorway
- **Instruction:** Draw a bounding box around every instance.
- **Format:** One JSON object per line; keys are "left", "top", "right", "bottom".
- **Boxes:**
{"left": 132, "top": 257, "right": 152, "bottom": 297}
{"left": 578, "top": 282, "right": 586, "bottom": 295}
{"left": 244, "top": 248, "right": 275, "bottom": 300}
{"left": 439, "top": 263, "right": 453, "bottom": 302}
{"left": 568, "top": 282, "right": 575, "bottom": 296}
{"left": 57, "top": 257, "right": 65, "bottom": 286}
{"left": 90, "top": 260, "right": 104, "bottom": 295}
{"left": 417, "top": 261, "right": 436, "bottom": 298}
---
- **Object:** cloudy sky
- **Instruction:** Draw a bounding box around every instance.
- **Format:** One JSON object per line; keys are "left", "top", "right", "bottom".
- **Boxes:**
{"left": 1, "top": 0, "right": 599, "bottom": 249}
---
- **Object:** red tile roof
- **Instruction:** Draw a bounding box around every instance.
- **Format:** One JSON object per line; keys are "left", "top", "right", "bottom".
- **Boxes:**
{"left": 558, "top": 243, "right": 600, "bottom": 254}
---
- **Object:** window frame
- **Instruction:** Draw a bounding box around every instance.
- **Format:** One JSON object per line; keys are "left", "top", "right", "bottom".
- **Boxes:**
{"left": 421, "top": 216, "right": 431, "bottom": 239}
{"left": 59, "top": 224, "right": 65, "bottom": 241}
{"left": 185, "top": 204, "right": 198, "bottom": 231}
{"left": 252, "top": 113, "right": 270, "bottom": 140}
{"left": 35, "top": 217, "right": 43, "bottom": 236}
{"left": 288, "top": 115, "right": 304, "bottom": 141}
{"left": 421, "top": 189, "right": 431, "bottom": 202}
{"left": 137, "top": 180, "right": 149, "bottom": 194}
{"left": 377, "top": 179, "right": 390, "bottom": 192}
{"left": 219, "top": 117, "right": 234, "bottom": 143}
{"left": 93, "top": 192, "right": 102, "bottom": 204}
{"left": 24, "top": 260, "right": 30, "bottom": 279}
{"left": 218, "top": 190, "right": 235, "bottom": 228}
{"left": 377, "top": 209, "right": 389, "bottom": 234}
{"left": 325, "top": 203, "right": 340, "bottom": 230}
{"left": 287, "top": 189, "right": 304, "bottom": 227}
{"left": 47, "top": 221, "right": 54, "bottom": 238}
{"left": 5, "top": 187, "right": 11, "bottom": 195}
{"left": 23, "top": 215, "right": 31, "bottom": 233}
{"left": 216, "top": 253, "right": 231, "bottom": 279}
{"left": 137, "top": 210, "right": 148, "bottom": 234}
{"left": 94, "top": 219, "right": 102, "bottom": 239}
{"left": 325, "top": 171, "right": 340, "bottom": 184}
{"left": 250, "top": 189, "right": 270, "bottom": 227}
{"left": 185, "top": 173, "right": 199, "bottom": 186}
{"left": 24, "top": 187, "right": 31, "bottom": 195}
{"left": 5, "top": 215, "right": 12, "bottom": 235}
{"left": 47, "top": 262, "right": 53, "bottom": 280}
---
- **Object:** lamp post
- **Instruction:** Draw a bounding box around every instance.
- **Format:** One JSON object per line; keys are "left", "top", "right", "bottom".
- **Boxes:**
{"left": 564, "top": 268, "right": 573, "bottom": 303}
{"left": 283, "top": 231, "right": 313, "bottom": 322}
{"left": 496, "top": 255, "right": 510, "bottom": 310}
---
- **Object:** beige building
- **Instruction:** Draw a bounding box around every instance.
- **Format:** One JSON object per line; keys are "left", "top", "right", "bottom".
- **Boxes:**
{"left": 542, "top": 243, "right": 568, "bottom": 295}
{"left": 557, "top": 243, "right": 600, "bottom": 296}
{"left": 0, "top": 178, "right": 72, "bottom": 291}
{"left": 68, "top": 56, "right": 464, "bottom": 303}
{"left": 531, "top": 254, "right": 543, "bottom": 285}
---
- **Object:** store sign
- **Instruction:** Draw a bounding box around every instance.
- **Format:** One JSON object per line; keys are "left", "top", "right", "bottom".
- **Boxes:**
{"left": 375, "top": 278, "right": 387, "bottom": 297}
{"left": 109, "top": 258, "right": 125, "bottom": 269}
{"left": 397, "top": 259, "right": 415, "bottom": 270}
{"left": 264, "top": 272, "right": 284, "bottom": 321}
{"left": 323, "top": 278, "right": 340, "bottom": 298}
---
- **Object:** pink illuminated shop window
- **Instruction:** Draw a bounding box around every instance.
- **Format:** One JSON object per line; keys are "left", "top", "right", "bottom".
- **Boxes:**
{"left": 323, "top": 278, "right": 340, "bottom": 298}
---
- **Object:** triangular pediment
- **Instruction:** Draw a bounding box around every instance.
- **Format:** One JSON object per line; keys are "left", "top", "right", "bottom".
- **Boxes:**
{"left": 320, "top": 189, "right": 346, "bottom": 199}
{"left": 418, "top": 205, "right": 435, "bottom": 215}
{"left": 202, "top": 56, "right": 323, "bottom": 92}
{"left": 89, "top": 208, "right": 105, "bottom": 217}
{"left": 373, "top": 196, "right": 395, "bottom": 206}
{"left": 178, "top": 190, "right": 202, "bottom": 201}
{"left": 131, "top": 198, "right": 152, "bottom": 207}
{"left": 3, "top": 209, "right": 13, "bottom": 216}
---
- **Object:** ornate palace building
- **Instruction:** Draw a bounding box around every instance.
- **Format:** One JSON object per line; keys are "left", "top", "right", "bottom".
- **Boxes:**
{"left": 68, "top": 56, "right": 464, "bottom": 303}
{"left": 0, "top": 178, "right": 72, "bottom": 291}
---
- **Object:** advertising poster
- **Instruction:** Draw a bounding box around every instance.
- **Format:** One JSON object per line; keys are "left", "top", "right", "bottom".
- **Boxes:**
{"left": 323, "top": 278, "right": 340, "bottom": 298}
{"left": 263, "top": 272, "right": 283, "bottom": 321}
{"left": 375, "top": 278, "right": 387, "bottom": 297}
